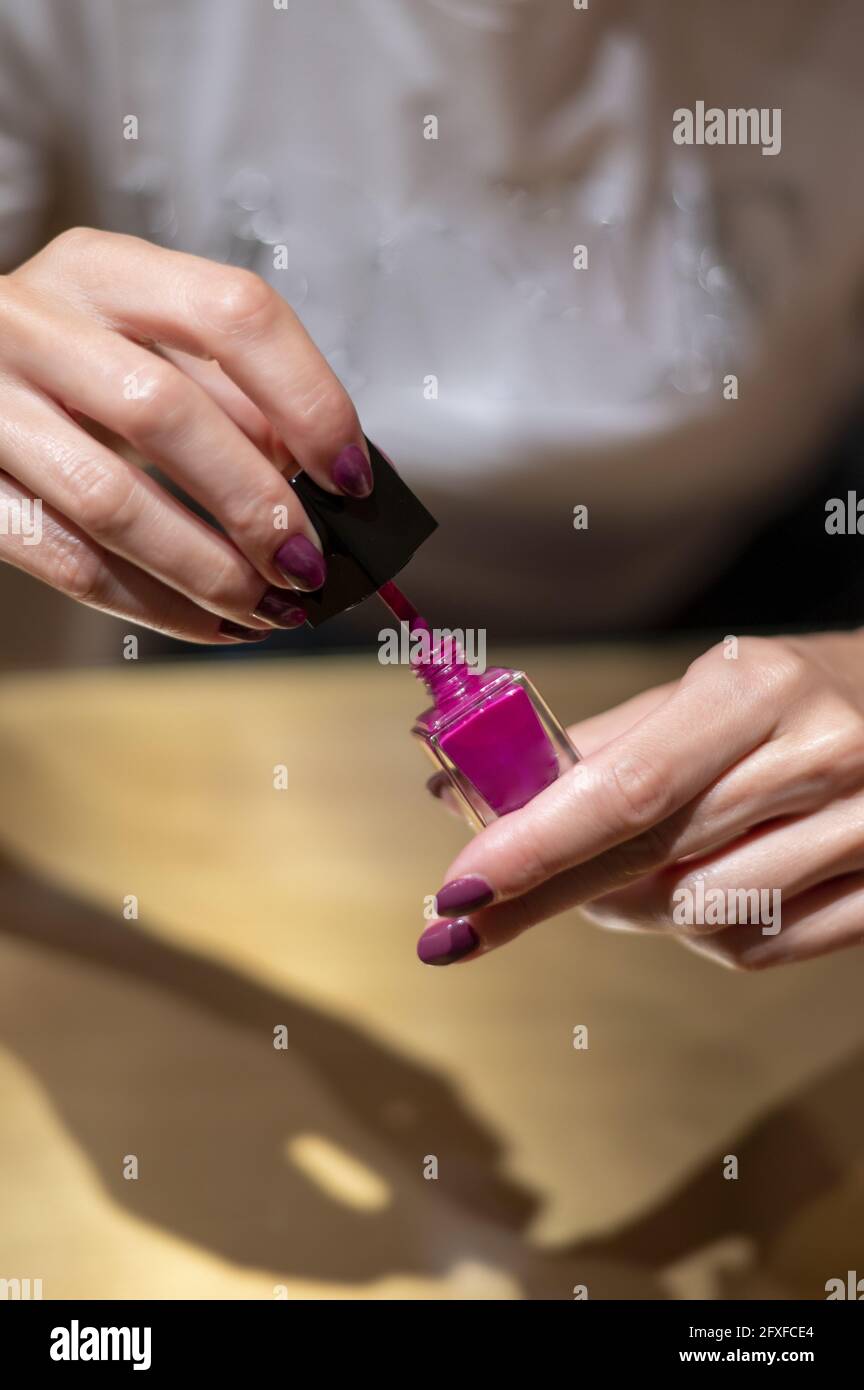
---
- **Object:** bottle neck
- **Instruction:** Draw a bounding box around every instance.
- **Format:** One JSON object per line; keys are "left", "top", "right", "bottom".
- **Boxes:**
{"left": 376, "top": 582, "right": 477, "bottom": 707}
{"left": 413, "top": 633, "right": 474, "bottom": 705}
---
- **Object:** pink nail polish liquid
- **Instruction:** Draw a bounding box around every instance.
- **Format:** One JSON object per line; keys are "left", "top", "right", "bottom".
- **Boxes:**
{"left": 379, "top": 583, "right": 579, "bottom": 831}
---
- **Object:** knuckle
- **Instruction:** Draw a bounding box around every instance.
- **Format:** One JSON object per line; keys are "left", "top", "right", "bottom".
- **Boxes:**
{"left": 66, "top": 455, "right": 137, "bottom": 539}
{"left": 812, "top": 710, "right": 864, "bottom": 797}
{"left": 52, "top": 535, "right": 106, "bottom": 605}
{"left": 605, "top": 748, "right": 674, "bottom": 834}
{"left": 683, "top": 640, "right": 726, "bottom": 684}
{"left": 743, "top": 637, "right": 808, "bottom": 692}
{"left": 735, "top": 635, "right": 777, "bottom": 668}
{"left": 49, "top": 226, "right": 101, "bottom": 262}
{"left": 685, "top": 636, "right": 809, "bottom": 716}
{"left": 122, "top": 361, "right": 190, "bottom": 443}
{"left": 202, "top": 268, "right": 276, "bottom": 341}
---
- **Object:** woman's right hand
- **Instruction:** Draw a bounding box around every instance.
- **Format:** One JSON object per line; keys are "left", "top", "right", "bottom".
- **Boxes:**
{"left": 0, "top": 228, "right": 372, "bottom": 642}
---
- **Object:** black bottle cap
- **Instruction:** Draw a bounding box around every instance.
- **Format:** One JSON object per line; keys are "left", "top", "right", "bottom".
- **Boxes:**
{"left": 288, "top": 437, "right": 438, "bottom": 626}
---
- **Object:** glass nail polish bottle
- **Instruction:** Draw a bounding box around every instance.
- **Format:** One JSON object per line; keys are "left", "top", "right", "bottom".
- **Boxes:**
{"left": 411, "top": 635, "right": 580, "bottom": 832}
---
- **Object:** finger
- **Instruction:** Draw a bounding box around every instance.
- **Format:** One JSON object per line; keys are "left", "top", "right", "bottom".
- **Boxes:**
{"left": 26, "top": 229, "right": 373, "bottom": 497}
{"left": 0, "top": 287, "right": 323, "bottom": 593}
{"left": 416, "top": 858, "right": 864, "bottom": 971}
{"left": 584, "top": 792, "right": 864, "bottom": 935}
{"left": 430, "top": 642, "right": 783, "bottom": 918}
{"left": 416, "top": 864, "right": 605, "bottom": 965}
{"left": 418, "top": 815, "right": 704, "bottom": 965}
{"left": 160, "top": 347, "right": 286, "bottom": 463}
{"left": 679, "top": 871, "right": 864, "bottom": 971}
{"left": 0, "top": 385, "right": 277, "bottom": 626}
{"left": 420, "top": 779, "right": 864, "bottom": 965}
{"left": 0, "top": 471, "right": 267, "bottom": 644}
{"left": 426, "top": 772, "right": 466, "bottom": 820}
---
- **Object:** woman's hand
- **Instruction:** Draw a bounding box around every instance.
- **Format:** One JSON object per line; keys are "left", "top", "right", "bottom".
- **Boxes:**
{"left": 419, "top": 633, "right": 864, "bottom": 970}
{"left": 0, "top": 228, "right": 372, "bottom": 642}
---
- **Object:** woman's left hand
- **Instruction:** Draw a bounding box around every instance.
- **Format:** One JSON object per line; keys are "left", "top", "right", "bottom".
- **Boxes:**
{"left": 418, "top": 632, "right": 864, "bottom": 970}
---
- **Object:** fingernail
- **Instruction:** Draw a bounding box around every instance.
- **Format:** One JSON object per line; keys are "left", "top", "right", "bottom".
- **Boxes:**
{"left": 426, "top": 773, "right": 464, "bottom": 821}
{"left": 218, "top": 620, "right": 271, "bottom": 642}
{"left": 254, "top": 588, "right": 308, "bottom": 629}
{"left": 274, "top": 534, "right": 327, "bottom": 591}
{"left": 332, "top": 443, "right": 373, "bottom": 499}
{"left": 435, "top": 874, "right": 494, "bottom": 916}
{"left": 417, "top": 918, "right": 479, "bottom": 967}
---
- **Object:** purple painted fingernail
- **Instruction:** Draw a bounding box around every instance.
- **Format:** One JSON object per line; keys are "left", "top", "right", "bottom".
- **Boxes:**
{"left": 218, "top": 620, "right": 271, "bottom": 642}
{"left": 435, "top": 874, "right": 494, "bottom": 916}
{"left": 425, "top": 773, "right": 464, "bottom": 821}
{"left": 417, "top": 918, "right": 479, "bottom": 967}
{"left": 274, "top": 534, "right": 327, "bottom": 591}
{"left": 254, "top": 589, "right": 308, "bottom": 629}
{"left": 332, "top": 443, "right": 373, "bottom": 499}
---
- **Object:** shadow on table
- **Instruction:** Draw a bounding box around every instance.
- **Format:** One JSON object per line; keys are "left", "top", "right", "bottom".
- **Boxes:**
{"left": 0, "top": 859, "right": 860, "bottom": 1299}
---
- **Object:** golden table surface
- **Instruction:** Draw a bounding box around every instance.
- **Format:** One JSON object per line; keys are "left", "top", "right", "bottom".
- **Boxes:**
{"left": 0, "top": 644, "right": 863, "bottom": 1301}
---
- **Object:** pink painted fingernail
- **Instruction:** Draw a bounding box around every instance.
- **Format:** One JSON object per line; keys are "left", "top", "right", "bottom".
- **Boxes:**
{"left": 435, "top": 874, "right": 494, "bottom": 916}
{"left": 332, "top": 443, "right": 373, "bottom": 499}
{"left": 417, "top": 918, "right": 479, "bottom": 967}
{"left": 253, "top": 588, "right": 308, "bottom": 629}
{"left": 218, "top": 621, "right": 271, "bottom": 642}
{"left": 274, "top": 534, "right": 327, "bottom": 591}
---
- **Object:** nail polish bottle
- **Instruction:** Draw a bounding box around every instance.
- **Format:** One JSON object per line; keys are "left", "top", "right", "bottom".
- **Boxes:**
{"left": 410, "top": 643, "right": 579, "bottom": 831}
{"left": 291, "top": 438, "right": 579, "bottom": 830}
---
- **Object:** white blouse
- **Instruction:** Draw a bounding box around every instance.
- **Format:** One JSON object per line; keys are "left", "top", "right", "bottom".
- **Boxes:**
{"left": 0, "top": 0, "right": 862, "bottom": 633}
